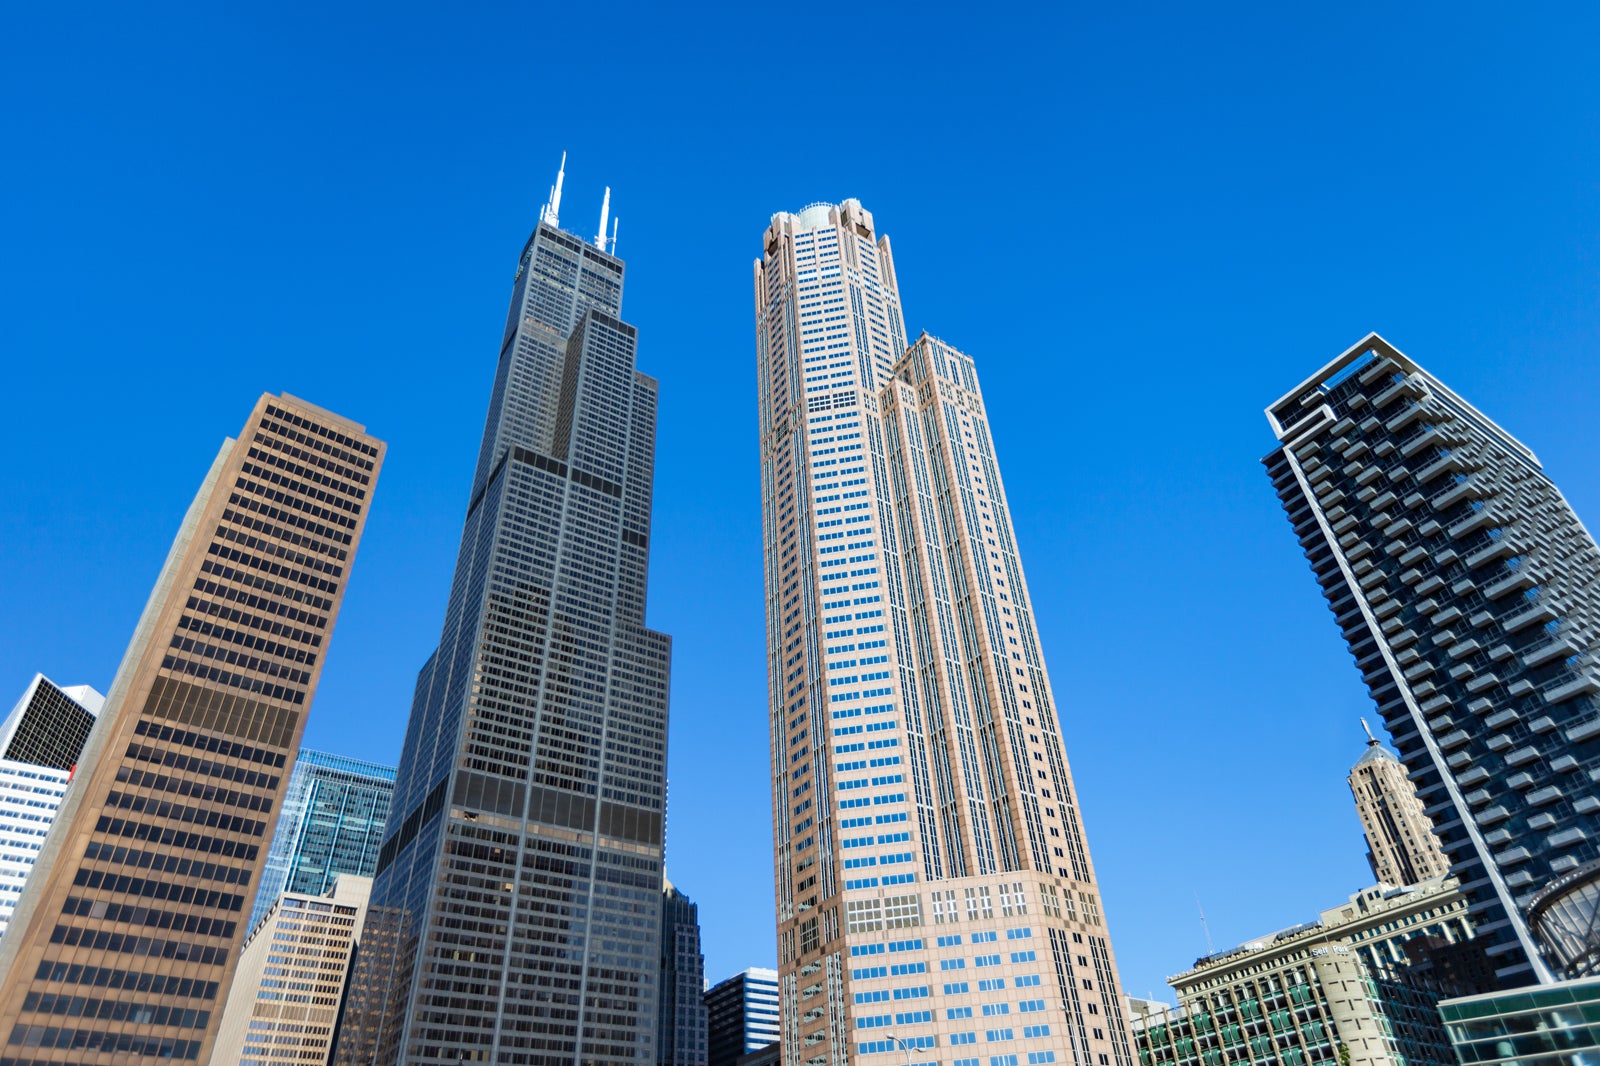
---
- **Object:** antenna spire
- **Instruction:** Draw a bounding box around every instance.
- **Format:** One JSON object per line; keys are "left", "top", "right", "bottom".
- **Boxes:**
{"left": 595, "top": 186, "right": 611, "bottom": 251}
{"left": 609, "top": 215, "right": 619, "bottom": 256}
{"left": 1361, "top": 717, "right": 1379, "bottom": 746}
{"left": 1196, "top": 893, "right": 1216, "bottom": 955}
{"left": 541, "top": 151, "right": 567, "bottom": 226}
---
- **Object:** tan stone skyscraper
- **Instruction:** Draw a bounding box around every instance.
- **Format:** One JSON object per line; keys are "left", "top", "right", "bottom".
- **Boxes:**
{"left": 756, "top": 202, "right": 1132, "bottom": 1066}
{"left": 0, "top": 392, "right": 382, "bottom": 1063}
{"left": 1350, "top": 720, "right": 1452, "bottom": 888}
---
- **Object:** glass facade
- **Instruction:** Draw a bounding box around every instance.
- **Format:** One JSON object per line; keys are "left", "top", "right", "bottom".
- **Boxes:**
{"left": 1265, "top": 335, "right": 1600, "bottom": 986}
{"left": 335, "top": 180, "right": 671, "bottom": 1066}
{"left": 247, "top": 748, "right": 395, "bottom": 934}
{"left": 0, "top": 394, "right": 384, "bottom": 1064}
{"left": 1440, "top": 975, "right": 1600, "bottom": 1066}
{"left": 756, "top": 202, "right": 1132, "bottom": 1066}
{"left": 660, "top": 881, "right": 709, "bottom": 1066}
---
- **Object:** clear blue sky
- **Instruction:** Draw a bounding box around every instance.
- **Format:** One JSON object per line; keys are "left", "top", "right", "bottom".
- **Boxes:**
{"left": 4, "top": 3, "right": 1599, "bottom": 1003}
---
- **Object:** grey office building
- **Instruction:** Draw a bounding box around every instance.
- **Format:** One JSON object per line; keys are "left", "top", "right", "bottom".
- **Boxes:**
{"left": 334, "top": 160, "right": 671, "bottom": 1066}
{"left": 247, "top": 747, "right": 395, "bottom": 933}
{"left": 659, "top": 878, "right": 708, "bottom": 1066}
{"left": 1264, "top": 334, "right": 1600, "bottom": 987}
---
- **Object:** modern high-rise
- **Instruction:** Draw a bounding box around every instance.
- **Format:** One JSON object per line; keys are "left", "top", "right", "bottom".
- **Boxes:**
{"left": 755, "top": 201, "right": 1133, "bottom": 1066}
{"left": 1131, "top": 878, "right": 1478, "bottom": 1066}
{"left": 0, "top": 677, "right": 105, "bottom": 939}
{"left": 0, "top": 674, "right": 105, "bottom": 771}
{"left": 1349, "top": 720, "right": 1452, "bottom": 888}
{"left": 247, "top": 747, "right": 395, "bottom": 933}
{"left": 706, "top": 968, "right": 780, "bottom": 1066}
{"left": 211, "top": 874, "right": 373, "bottom": 1066}
{"left": 660, "top": 878, "right": 709, "bottom": 1066}
{"left": 1265, "top": 334, "right": 1600, "bottom": 986}
{"left": 0, "top": 392, "right": 383, "bottom": 1063}
{"left": 334, "top": 161, "right": 671, "bottom": 1066}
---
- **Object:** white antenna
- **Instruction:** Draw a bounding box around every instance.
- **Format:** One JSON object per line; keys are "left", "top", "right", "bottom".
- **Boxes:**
{"left": 609, "top": 215, "right": 619, "bottom": 255}
{"left": 1196, "top": 893, "right": 1216, "bottom": 955}
{"left": 595, "top": 186, "right": 611, "bottom": 250}
{"left": 541, "top": 151, "right": 567, "bottom": 226}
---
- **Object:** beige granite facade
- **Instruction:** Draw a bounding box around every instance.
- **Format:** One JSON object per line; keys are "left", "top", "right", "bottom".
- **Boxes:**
{"left": 756, "top": 202, "right": 1131, "bottom": 1066}
{"left": 0, "top": 393, "right": 382, "bottom": 1064}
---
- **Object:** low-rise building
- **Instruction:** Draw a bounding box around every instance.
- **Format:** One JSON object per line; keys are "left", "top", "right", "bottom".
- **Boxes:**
{"left": 1132, "top": 878, "right": 1480, "bottom": 1066}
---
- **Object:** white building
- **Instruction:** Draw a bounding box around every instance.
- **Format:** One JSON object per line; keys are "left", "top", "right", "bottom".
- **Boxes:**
{"left": 0, "top": 675, "right": 104, "bottom": 940}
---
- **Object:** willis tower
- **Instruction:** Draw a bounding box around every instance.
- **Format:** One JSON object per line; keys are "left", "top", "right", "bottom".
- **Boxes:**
{"left": 337, "top": 158, "right": 671, "bottom": 1066}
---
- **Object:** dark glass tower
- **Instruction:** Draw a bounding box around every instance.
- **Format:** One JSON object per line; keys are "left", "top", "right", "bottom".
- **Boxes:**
{"left": 335, "top": 167, "right": 671, "bottom": 1066}
{"left": 247, "top": 748, "right": 395, "bottom": 933}
{"left": 658, "top": 879, "right": 708, "bottom": 1066}
{"left": 1266, "top": 334, "right": 1600, "bottom": 987}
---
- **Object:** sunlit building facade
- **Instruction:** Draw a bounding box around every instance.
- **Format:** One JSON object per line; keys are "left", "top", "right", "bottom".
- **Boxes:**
{"left": 755, "top": 201, "right": 1132, "bottom": 1066}
{"left": 247, "top": 748, "right": 394, "bottom": 934}
{"left": 1265, "top": 335, "right": 1600, "bottom": 985}
{"left": 334, "top": 164, "right": 671, "bottom": 1066}
{"left": 0, "top": 393, "right": 384, "bottom": 1063}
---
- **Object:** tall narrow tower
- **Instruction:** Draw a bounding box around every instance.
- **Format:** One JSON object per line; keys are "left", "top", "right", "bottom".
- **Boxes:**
{"left": 335, "top": 164, "right": 671, "bottom": 1066}
{"left": 755, "top": 201, "right": 1133, "bottom": 1066}
{"left": 1350, "top": 720, "right": 1453, "bottom": 887}
{"left": 0, "top": 392, "right": 383, "bottom": 1064}
{"left": 1265, "top": 333, "right": 1600, "bottom": 986}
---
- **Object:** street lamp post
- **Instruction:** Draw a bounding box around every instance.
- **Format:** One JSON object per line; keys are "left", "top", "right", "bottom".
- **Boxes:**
{"left": 885, "top": 1033, "right": 915, "bottom": 1066}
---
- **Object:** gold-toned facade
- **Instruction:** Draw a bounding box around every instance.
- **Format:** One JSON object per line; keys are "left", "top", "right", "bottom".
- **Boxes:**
{"left": 0, "top": 393, "right": 383, "bottom": 1064}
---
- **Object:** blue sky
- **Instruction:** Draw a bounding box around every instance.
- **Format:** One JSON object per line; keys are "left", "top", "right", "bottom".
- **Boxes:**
{"left": 4, "top": 3, "right": 1599, "bottom": 1002}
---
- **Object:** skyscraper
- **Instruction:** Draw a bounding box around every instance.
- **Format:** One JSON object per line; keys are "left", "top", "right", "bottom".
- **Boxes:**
{"left": 248, "top": 748, "right": 396, "bottom": 933}
{"left": 212, "top": 874, "right": 372, "bottom": 1066}
{"left": 755, "top": 201, "right": 1133, "bottom": 1066}
{"left": 334, "top": 160, "right": 671, "bottom": 1066}
{"left": 0, "top": 674, "right": 105, "bottom": 771}
{"left": 705, "top": 968, "right": 779, "bottom": 1066}
{"left": 0, "top": 392, "right": 383, "bottom": 1063}
{"left": 0, "top": 676, "right": 105, "bottom": 940}
{"left": 660, "top": 878, "right": 709, "bottom": 1066}
{"left": 0, "top": 675, "right": 106, "bottom": 934}
{"left": 1265, "top": 334, "right": 1600, "bottom": 986}
{"left": 1350, "top": 719, "right": 1452, "bottom": 887}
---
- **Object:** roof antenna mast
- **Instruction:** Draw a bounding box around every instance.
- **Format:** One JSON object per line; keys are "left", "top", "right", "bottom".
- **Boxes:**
{"left": 1196, "top": 893, "right": 1216, "bottom": 956}
{"left": 1361, "top": 717, "right": 1379, "bottom": 746}
{"left": 541, "top": 151, "right": 567, "bottom": 226}
{"left": 595, "top": 186, "right": 610, "bottom": 251}
{"left": 609, "top": 215, "right": 619, "bottom": 256}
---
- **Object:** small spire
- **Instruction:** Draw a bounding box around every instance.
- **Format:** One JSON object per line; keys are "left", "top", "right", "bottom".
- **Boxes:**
{"left": 595, "top": 186, "right": 611, "bottom": 251}
{"left": 541, "top": 151, "right": 567, "bottom": 226}
{"left": 1361, "top": 717, "right": 1379, "bottom": 745}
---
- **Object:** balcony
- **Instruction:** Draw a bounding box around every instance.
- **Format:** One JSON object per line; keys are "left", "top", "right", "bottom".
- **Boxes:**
{"left": 1546, "top": 674, "right": 1600, "bottom": 705}
{"left": 1529, "top": 785, "right": 1565, "bottom": 806}
{"left": 1524, "top": 638, "right": 1581, "bottom": 668}
{"left": 1503, "top": 603, "right": 1559, "bottom": 632}
{"left": 1485, "top": 571, "right": 1538, "bottom": 599}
